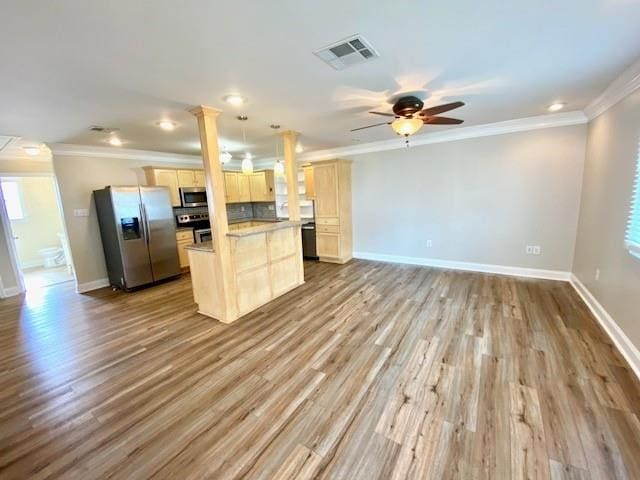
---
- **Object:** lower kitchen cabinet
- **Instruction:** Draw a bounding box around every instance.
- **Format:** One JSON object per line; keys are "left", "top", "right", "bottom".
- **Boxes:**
{"left": 176, "top": 230, "right": 194, "bottom": 269}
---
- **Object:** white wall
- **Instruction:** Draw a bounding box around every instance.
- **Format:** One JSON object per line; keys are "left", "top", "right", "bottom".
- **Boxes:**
{"left": 0, "top": 159, "right": 53, "bottom": 295}
{"left": 52, "top": 154, "right": 199, "bottom": 289}
{"left": 573, "top": 87, "right": 640, "bottom": 349}
{"left": 7, "top": 176, "right": 65, "bottom": 268}
{"left": 347, "top": 124, "right": 587, "bottom": 273}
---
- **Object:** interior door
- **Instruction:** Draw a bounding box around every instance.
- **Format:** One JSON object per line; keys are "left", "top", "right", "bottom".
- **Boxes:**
{"left": 109, "top": 186, "right": 154, "bottom": 288}
{"left": 140, "top": 186, "right": 181, "bottom": 281}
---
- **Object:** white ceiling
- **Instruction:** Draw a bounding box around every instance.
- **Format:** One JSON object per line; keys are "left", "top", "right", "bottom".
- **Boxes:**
{"left": 1, "top": 0, "right": 639, "bottom": 161}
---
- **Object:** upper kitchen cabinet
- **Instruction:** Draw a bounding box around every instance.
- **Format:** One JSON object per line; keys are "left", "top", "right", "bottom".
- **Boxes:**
{"left": 303, "top": 165, "right": 315, "bottom": 200}
{"left": 177, "top": 169, "right": 206, "bottom": 188}
{"left": 225, "top": 170, "right": 274, "bottom": 203}
{"left": 249, "top": 171, "right": 275, "bottom": 202}
{"left": 309, "top": 160, "right": 352, "bottom": 264}
{"left": 143, "top": 167, "right": 181, "bottom": 206}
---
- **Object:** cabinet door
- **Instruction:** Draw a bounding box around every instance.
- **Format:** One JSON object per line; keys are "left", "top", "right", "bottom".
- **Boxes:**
{"left": 316, "top": 233, "right": 341, "bottom": 258}
{"left": 177, "top": 170, "right": 196, "bottom": 188}
{"left": 224, "top": 172, "right": 239, "bottom": 203}
{"left": 238, "top": 174, "right": 251, "bottom": 202}
{"left": 249, "top": 172, "right": 266, "bottom": 202}
{"left": 263, "top": 170, "right": 275, "bottom": 201}
{"left": 303, "top": 166, "right": 315, "bottom": 199}
{"left": 314, "top": 163, "right": 339, "bottom": 217}
{"left": 177, "top": 241, "right": 190, "bottom": 268}
{"left": 153, "top": 169, "right": 181, "bottom": 206}
{"left": 194, "top": 170, "right": 206, "bottom": 187}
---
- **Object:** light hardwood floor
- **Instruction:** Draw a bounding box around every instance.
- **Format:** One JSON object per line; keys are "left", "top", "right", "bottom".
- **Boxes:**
{"left": 1, "top": 260, "right": 639, "bottom": 479}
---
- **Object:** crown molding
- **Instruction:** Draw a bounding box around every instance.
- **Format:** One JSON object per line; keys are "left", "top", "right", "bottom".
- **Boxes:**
{"left": 49, "top": 143, "right": 203, "bottom": 165}
{"left": 298, "top": 111, "right": 588, "bottom": 161}
{"left": 584, "top": 57, "right": 640, "bottom": 120}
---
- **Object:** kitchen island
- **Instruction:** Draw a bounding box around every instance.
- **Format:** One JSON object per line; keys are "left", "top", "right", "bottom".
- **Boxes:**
{"left": 186, "top": 220, "right": 304, "bottom": 322}
{"left": 188, "top": 106, "right": 304, "bottom": 324}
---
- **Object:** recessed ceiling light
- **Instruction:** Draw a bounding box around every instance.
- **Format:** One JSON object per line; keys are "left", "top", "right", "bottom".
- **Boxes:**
{"left": 22, "top": 145, "right": 41, "bottom": 156}
{"left": 224, "top": 94, "right": 246, "bottom": 106}
{"left": 548, "top": 102, "right": 566, "bottom": 112}
{"left": 109, "top": 136, "right": 123, "bottom": 147}
{"left": 157, "top": 120, "right": 177, "bottom": 131}
{"left": 295, "top": 143, "right": 303, "bottom": 154}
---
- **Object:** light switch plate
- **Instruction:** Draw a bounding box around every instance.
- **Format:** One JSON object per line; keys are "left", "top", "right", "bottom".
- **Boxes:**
{"left": 74, "top": 209, "right": 89, "bottom": 217}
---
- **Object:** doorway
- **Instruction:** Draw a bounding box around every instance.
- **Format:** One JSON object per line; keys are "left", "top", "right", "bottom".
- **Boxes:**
{"left": 0, "top": 175, "right": 74, "bottom": 291}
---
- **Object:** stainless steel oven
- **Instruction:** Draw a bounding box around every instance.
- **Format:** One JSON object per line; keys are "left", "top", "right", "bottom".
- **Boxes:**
{"left": 194, "top": 228, "right": 212, "bottom": 243}
{"left": 179, "top": 187, "right": 207, "bottom": 207}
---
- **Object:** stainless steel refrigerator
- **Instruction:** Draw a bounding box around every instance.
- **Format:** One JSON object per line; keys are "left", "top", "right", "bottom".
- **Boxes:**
{"left": 93, "top": 186, "right": 181, "bottom": 291}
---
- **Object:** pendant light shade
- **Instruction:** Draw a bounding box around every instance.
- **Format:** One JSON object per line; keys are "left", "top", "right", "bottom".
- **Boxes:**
{"left": 241, "top": 153, "right": 254, "bottom": 174}
{"left": 391, "top": 117, "right": 423, "bottom": 137}
{"left": 274, "top": 160, "right": 285, "bottom": 177}
{"left": 220, "top": 149, "right": 232, "bottom": 164}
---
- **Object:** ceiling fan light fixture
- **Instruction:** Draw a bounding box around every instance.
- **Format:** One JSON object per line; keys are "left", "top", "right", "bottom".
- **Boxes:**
{"left": 391, "top": 117, "right": 423, "bottom": 137}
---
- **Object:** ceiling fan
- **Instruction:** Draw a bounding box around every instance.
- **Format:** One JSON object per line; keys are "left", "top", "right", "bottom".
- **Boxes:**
{"left": 351, "top": 96, "right": 465, "bottom": 141}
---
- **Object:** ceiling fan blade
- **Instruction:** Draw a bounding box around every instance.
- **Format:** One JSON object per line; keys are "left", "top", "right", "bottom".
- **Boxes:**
{"left": 369, "top": 111, "right": 396, "bottom": 117}
{"left": 422, "top": 116, "right": 464, "bottom": 125}
{"left": 350, "top": 121, "right": 392, "bottom": 132}
{"left": 419, "top": 101, "right": 465, "bottom": 117}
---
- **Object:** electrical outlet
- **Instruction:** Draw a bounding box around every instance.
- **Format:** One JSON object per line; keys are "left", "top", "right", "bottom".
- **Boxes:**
{"left": 240, "top": 206, "right": 245, "bottom": 212}
{"left": 268, "top": 205, "right": 275, "bottom": 210}
{"left": 73, "top": 209, "right": 89, "bottom": 217}
{"left": 426, "top": 240, "right": 433, "bottom": 248}
{"left": 526, "top": 245, "right": 541, "bottom": 255}
{"left": 595, "top": 268, "right": 600, "bottom": 281}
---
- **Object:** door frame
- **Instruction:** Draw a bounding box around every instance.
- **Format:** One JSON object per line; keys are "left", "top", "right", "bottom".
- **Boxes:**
{"left": 0, "top": 172, "right": 76, "bottom": 297}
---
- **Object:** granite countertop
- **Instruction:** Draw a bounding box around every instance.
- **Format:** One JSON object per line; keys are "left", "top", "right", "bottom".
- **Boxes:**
{"left": 227, "top": 217, "right": 280, "bottom": 225}
{"left": 185, "top": 241, "right": 214, "bottom": 252}
{"left": 226, "top": 220, "right": 303, "bottom": 238}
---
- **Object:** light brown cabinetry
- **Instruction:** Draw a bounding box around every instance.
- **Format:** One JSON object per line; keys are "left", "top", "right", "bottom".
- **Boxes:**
{"left": 224, "top": 172, "right": 241, "bottom": 203}
{"left": 309, "top": 159, "right": 352, "bottom": 264}
{"left": 143, "top": 168, "right": 181, "bottom": 206}
{"left": 177, "top": 169, "right": 206, "bottom": 188}
{"left": 249, "top": 171, "right": 275, "bottom": 202}
{"left": 176, "top": 230, "right": 194, "bottom": 269}
{"left": 224, "top": 170, "right": 274, "bottom": 203}
{"left": 303, "top": 165, "right": 315, "bottom": 200}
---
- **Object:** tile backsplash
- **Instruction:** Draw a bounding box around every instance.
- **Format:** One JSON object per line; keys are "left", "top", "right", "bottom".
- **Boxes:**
{"left": 174, "top": 202, "right": 277, "bottom": 221}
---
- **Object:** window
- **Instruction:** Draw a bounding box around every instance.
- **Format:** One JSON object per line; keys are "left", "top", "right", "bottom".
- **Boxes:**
{"left": 1, "top": 180, "right": 25, "bottom": 221}
{"left": 626, "top": 144, "right": 640, "bottom": 259}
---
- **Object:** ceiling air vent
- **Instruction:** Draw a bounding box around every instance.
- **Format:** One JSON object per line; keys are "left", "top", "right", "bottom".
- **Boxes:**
{"left": 314, "top": 35, "right": 379, "bottom": 70}
{"left": 89, "top": 125, "right": 119, "bottom": 134}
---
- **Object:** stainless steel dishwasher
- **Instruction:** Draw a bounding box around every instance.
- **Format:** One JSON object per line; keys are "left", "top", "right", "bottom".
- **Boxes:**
{"left": 301, "top": 222, "right": 318, "bottom": 259}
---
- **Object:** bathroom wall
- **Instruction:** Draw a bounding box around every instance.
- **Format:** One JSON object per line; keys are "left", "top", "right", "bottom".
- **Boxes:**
{"left": 4, "top": 176, "right": 65, "bottom": 268}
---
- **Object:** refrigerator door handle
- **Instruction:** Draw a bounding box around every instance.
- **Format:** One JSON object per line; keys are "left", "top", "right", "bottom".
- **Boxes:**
{"left": 140, "top": 203, "right": 149, "bottom": 245}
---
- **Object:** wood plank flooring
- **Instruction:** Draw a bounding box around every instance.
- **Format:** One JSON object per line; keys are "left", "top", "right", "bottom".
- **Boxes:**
{"left": 1, "top": 259, "right": 640, "bottom": 479}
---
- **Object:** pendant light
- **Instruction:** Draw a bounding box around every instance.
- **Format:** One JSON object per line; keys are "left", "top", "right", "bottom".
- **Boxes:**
{"left": 271, "top": 124, "right": 285, "bottom": 177}
{"left": 220, "top": 148, "right": 232, "bottom": 164}
{"left": 239, "top": 116, "right": 253, "bottom": 174}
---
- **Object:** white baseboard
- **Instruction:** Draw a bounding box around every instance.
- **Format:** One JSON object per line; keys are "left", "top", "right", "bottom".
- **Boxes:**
{"left": 353, "top": 251, "right": 571, "bottom": 281}
{"left": 76, "top": 278, "right": 110, "bottom": 293}
{"left": 1, "top": 285, "right": 22, "bottom": 298}
{"left": 570, "top": 274, "right": 640, "bottom": 379}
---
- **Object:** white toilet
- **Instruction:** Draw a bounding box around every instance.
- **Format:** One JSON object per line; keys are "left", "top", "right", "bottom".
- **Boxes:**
{"left": 38, "top": 246, "right": 65, "bottom": 268}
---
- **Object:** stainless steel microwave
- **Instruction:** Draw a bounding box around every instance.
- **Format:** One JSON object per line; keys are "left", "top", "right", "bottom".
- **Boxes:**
{"left": 179, "top": 187, "right": 207, "bottom": 207}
